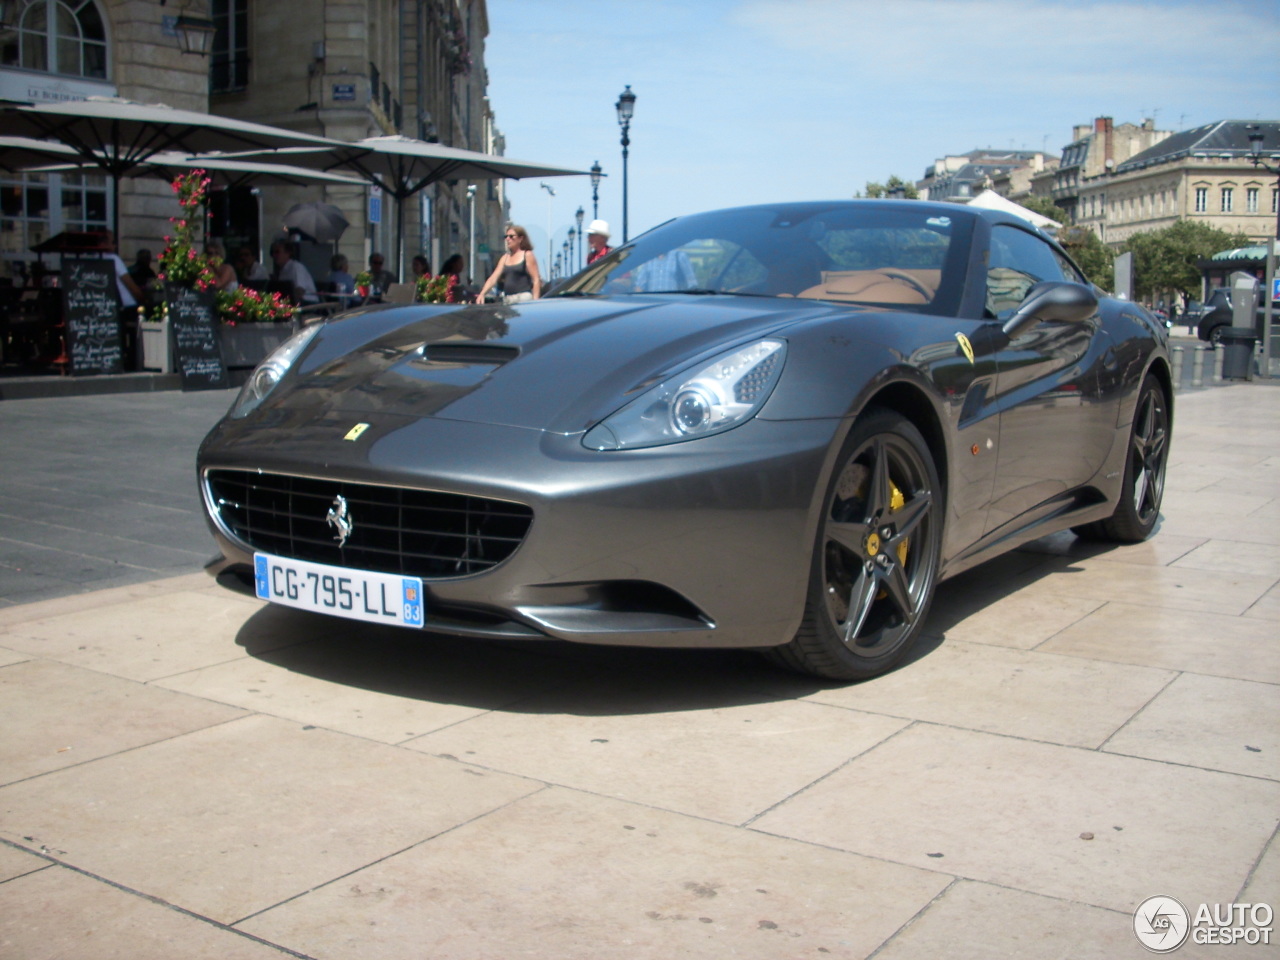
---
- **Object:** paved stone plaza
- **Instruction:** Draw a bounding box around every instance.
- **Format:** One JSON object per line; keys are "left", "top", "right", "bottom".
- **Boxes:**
{"left": 0, "top": 383, "right": 1277, "bottom": 958}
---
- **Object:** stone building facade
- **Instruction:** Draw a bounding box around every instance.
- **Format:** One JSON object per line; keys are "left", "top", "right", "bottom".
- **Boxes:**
{"left": 0, "top": 0, "right": 213, "bottom": 278}
{"left": 208, "top": 0, "right": 506, "bottom": 282}
{"left": 1, "top": 0, "right": 508, "bottom": 285}
{"left": 1075, "top": 120, "right": 1280, "bottom": 248}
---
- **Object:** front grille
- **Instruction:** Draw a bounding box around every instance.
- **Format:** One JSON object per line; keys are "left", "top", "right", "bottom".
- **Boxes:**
{"left": 206, "top": 470, "right": 533, "bottom": 578}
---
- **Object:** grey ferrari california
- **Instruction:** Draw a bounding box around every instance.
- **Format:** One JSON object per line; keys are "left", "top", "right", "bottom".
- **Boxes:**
{"left": 198, "top": 200, "right": 1171, "bottom": 680}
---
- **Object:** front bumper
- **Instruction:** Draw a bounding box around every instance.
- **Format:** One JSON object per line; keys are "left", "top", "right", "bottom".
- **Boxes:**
{"left": 198, "top": 412, "right": 839, "bottom": 649}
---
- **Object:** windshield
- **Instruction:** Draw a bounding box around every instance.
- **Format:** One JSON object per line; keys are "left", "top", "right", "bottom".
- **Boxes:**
{"left": 554, "top": 201, "right": 973, "bottom": 313}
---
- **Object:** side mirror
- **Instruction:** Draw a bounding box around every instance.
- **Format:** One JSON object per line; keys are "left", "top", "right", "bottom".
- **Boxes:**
{"left": 1002, "top": 281, "right": 1098, "bottom": 340}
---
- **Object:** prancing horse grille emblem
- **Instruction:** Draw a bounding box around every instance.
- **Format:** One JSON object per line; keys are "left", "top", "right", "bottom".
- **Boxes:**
{"left": 326, "top": 495, "right": 353, "bottom": 547}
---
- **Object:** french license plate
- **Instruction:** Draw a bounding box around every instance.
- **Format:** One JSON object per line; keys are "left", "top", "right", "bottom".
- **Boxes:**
{"left": 253, "top": 553, "right": 424, "bottom": 628}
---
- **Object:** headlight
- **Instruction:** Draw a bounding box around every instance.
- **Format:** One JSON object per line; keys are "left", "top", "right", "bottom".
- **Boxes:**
{"left": 229, "top": 323, "right": 321, "bottom": 419}
{"left": 583, "top": 338, "right": 786, "bottom": 450}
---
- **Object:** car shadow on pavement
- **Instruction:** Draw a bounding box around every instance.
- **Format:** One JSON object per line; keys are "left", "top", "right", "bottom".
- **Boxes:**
{"left": 234, "top": 530, "right": 1139, "bottom": 716}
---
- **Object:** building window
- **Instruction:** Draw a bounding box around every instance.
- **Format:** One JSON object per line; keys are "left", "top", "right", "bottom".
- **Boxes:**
{"left": 211, "top": 0, "right": 249, "bottom": 93}
{"left": 1195, "top": 187, "right": 1208, "bottom": 213}
{"left": 1, "top": 169, "right": 108, "bottom": 277}
{"left": 1247, "top": 187, "right": 1259, "bottom": 213}
{"left": 1274, "top": 188, "right": 1279, "bottom": 215}
{"left": 0, "top": 0, "right": 107, "bottom": 78}
{"left": 1221, "top": 187, "right": 1233, "bottom": 213}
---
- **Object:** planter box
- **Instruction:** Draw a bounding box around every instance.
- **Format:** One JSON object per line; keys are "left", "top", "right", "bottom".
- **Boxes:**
{"left": 138, "top": 321, "right": 171, "bottom": 373}
{"left": 218, "top": 322, "right": 294, "bottom": 369}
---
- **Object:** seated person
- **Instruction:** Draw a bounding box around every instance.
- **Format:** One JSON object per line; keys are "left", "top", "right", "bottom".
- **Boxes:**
{"left": 268, "top": 239, "right": 318, "bottom": 304}
{"left": 328, "top": 254, "right": 356, "bottom": 295}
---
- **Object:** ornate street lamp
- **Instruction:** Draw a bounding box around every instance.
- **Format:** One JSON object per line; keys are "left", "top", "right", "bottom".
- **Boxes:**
{"left": 554, "top": 251, "right": 562, "bottom": 280}
{"left": 615, "top": 85, "right": 635, "bottom": 242}
{"left": 1246, "top": 124, "right": 1280, "bottom": 378}
{"left": 575, "top": 206, "right": 584, "bottom": 269}
{"left": 589, "top": 161, "right": 603, "bottom": 222}
{"left": 566, "top": 228, "right": 576, "bottom": 275}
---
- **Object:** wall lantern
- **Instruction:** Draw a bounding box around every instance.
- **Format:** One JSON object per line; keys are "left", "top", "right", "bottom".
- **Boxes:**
{"left": 175, "top": 15, "right": 217, "bottom": 56}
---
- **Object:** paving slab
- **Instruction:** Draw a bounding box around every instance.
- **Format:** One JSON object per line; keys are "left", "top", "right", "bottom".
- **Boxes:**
{"left": 0, "top": 659, "right": 245, "bottom": 784}
{"left": 0, "top": 865, "right": 291, "bottom": 960}
{"left": 800, "top": 640, "right": 1176, "bottom": 748}
{"left": 1039, "top": 601, "right": 1280, "bottom": 683}
{"left": 751, "top": 723, "right": 1280, "bottom": 914}
{"left": 239, "top": 787, "right": 952, "bottom": 960}
{"left": 1102, "top": 672, "right": 1280, "bottom": 780}
{"left": 0, "top": 714, "right": 542, "bottom": 925}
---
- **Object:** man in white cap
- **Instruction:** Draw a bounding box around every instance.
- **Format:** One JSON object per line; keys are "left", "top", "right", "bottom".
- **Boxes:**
{"left": 586, "top": 219, "right": 612, "bottom": 264}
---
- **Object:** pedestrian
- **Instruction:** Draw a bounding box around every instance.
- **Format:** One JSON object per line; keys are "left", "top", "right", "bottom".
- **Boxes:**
{"left": 98, "top": 231, "right": 145, "bottom": 371}
{"left": 410, "top": 254, "right": 430, "bottom": 280}
{"left": 235, "top": 247, "right": 270, "bottom": 284}
{"left": 328, "top": 254, "right": 355, "bottom": 295}
{"left": 586, "top": 219, "right": 612, "bottom": 264}
{"left": 128, "top": 248, "right": 156, "bottom": 287}
{"left": 477, "top": 224, "right": 541, "bottom": 304}
{"left": 269, "top": 238, "right": 318, "bottom": 304}
{"left": 204, "top": 241, "right": 238, "bottom": 292}
{"left": 368, "top": 253, "right": 397, "bottom": 290}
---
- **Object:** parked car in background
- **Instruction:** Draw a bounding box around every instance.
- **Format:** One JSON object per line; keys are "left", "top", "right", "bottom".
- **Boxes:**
{"left": 198, "top": 200, "right": 1173, "bottom": 682}
{"left": 1196, "top": 286, "right": 1275, "bottom": 343}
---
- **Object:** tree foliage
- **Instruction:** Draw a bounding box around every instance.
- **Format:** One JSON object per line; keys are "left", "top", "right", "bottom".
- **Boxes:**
{"left": 1017, "top": 194, "right": 1069, "bottom": 225}
{"left": 860, "top": 175, "right": 919, "bottom": 199}
{"left": 1058, "top": 226, "right": 1115, "bottom": 291}
{"left": 1121, "top": 220, "right": 1250, "bottom": 300}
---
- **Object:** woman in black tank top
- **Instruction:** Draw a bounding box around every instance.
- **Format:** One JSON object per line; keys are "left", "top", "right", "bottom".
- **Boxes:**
{"left": 478, "top": 224, "right": 542, "bottom": 304}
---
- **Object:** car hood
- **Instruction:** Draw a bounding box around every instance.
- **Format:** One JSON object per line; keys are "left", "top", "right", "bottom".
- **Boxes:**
{"left": 275, "top": 295, "right": 838, "bottom": 434}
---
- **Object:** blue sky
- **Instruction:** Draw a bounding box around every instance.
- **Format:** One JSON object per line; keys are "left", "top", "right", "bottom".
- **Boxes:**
{"left": 485, "top": 0, "right": 1280, "bottom": 267}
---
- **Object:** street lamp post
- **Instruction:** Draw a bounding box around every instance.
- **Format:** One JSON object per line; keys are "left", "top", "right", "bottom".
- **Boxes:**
{"left": 466, "top": 184, "right": 476, "bottom": 286}
{"left": 589, "top": 162, "right": 603, "bottom": 223}
{"left": 575, "top": 207, "right": 585, "bottom": 269}
{"left": 566, "top": 229, "right": 575, "bottom": 275}
{"left": 615, "top": 85, "right": 635, "bottom": 242}
{"left": 1247, "top": 124, "right": 1279, "bottom": 379}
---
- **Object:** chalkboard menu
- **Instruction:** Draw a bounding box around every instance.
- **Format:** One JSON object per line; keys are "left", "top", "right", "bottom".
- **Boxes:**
{"left": 63, "top": 258, "right": 123, "bottom": 376}
{"left": 167, "top": 284, "right": 228, "bottom": 391}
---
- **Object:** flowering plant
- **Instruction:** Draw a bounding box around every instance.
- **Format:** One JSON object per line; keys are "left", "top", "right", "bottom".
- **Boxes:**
{"left": 215, "top": 287, "right": 297, "bottom": 325}
{"left": 415, "top": 273, "right": 460, "bottom": 303}
{"left": 353, "top": 270, "right": 373, "bottom": 292}
{"left": 157, "top": 170, "right": 218, "bottom": 290}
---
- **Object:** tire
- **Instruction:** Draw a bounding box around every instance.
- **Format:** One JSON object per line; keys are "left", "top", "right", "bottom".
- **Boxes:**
{"left": 767, "top": 410, "right": 943, "bottom": 681}
{"left": 1073, "top": 375, "right": 1169, "bottom": 543}
{"left": 1207, "top": 324, "right": 1226, "bottom": 346}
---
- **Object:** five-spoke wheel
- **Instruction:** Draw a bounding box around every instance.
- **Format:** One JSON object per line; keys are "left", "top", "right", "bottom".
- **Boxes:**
{"left": 770, "top": 410, "right": 942, "bottom": 681}
{"left": 1074, "top": 374, "right": 1169, "bottom": 543}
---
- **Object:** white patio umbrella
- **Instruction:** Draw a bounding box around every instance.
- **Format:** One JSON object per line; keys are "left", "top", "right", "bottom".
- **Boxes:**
{"left": 0, "top": 97, "right": 347, "bottom": 235}
{"left": 964, "top": 189, "right": 1062, "bottom": 231}
{"left": 0, "top": 135, "right": 83, "bottom": 172}
{"left": 28, "top": 151, "right": 368, "bottom": 189}
{"left": 241, "top": 135, "right": 587, "bottom": 273}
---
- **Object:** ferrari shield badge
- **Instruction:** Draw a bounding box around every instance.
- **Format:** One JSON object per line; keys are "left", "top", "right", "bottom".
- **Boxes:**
{"left": 954, "top": 332, "right": 975, "bottom": 365}
{"left": 343, "top": 423, "right": 370, "bottom": 441}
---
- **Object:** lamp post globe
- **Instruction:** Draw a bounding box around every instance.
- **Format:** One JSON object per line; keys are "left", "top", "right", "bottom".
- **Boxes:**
{"left": 575, "top": 206, "right": 585, "bottom": 269}
{"left": 615, "top": 85, "right": 635, "bottom": 243}
{"left": 589, "top": 161, "right": 603, "bottom": 223}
